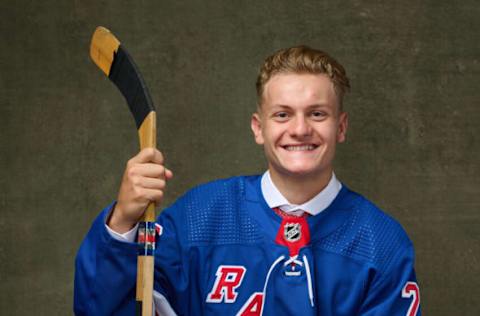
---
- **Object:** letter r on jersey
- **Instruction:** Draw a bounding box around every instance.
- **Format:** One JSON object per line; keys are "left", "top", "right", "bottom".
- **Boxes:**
{"left": 206, "top": 265, "right": 246, "bottom": 303}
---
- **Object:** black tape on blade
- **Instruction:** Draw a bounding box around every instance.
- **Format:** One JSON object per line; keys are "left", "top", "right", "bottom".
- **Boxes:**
{"left": 109, "top": 45, "right": 155, "bottom": 129}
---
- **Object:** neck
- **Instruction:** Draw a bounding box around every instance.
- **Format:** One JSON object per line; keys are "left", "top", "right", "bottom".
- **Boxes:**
{"left": 269, "top": 168, "right": 333, "bottom": 205}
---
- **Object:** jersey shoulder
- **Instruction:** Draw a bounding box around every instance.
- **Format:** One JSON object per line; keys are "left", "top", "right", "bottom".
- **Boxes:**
{"left": 160, "top": 175, "right": 262, "bottom": 245}
{"left": 317, "top": 188, "right": 413, "bottom": 274}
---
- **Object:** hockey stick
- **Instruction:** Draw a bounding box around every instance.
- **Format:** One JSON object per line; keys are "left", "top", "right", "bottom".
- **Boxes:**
{"left": 90, "top": 26, "right": 156, "bottom": 316}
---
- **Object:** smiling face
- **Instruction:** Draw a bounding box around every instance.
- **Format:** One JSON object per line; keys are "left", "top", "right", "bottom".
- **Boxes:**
{"left": 251, "top": 73, "right": 348, "bottom": 182}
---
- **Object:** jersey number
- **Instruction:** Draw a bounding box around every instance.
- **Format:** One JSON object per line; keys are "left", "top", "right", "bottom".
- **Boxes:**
{"left": 402, "top": 281, "right": 420, "bottom": 316}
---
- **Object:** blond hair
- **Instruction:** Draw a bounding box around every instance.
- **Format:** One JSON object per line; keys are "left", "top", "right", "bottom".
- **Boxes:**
{"left": 256, "top": 45, "right": 350, "bottom": 110}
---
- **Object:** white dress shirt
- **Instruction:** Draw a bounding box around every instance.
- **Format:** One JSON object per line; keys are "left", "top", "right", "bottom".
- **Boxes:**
{"left": 261, "top": 170, "right": 342, "bottom": 217}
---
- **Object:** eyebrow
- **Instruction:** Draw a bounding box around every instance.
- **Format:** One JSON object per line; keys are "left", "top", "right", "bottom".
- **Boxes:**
{"left": 271, "top": 103, "right": 331, "bottom": 110}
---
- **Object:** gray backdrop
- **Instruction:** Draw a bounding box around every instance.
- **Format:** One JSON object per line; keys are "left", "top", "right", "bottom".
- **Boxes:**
{"left": 1, "top": 0, "right": 479, "bottom": 315}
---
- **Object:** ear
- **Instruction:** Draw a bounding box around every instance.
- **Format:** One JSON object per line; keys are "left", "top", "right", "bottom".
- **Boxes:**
{"left": 251, "top": 112, "right": 264, "bottom": 145}
{"left": 336, "top": 111, "right": 348, "bottom": 143}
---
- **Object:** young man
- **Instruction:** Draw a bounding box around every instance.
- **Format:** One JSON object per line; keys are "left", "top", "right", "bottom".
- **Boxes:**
{"left": 75, "top": 46, "right": 421, "bottom": 315}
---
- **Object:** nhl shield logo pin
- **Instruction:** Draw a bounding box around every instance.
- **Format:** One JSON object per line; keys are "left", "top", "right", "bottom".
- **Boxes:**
{"left": 284, "top": 222, "right": 301, "bottom": 242}
{"left": 275, "top": 216, "right": 310, "bottom": 256}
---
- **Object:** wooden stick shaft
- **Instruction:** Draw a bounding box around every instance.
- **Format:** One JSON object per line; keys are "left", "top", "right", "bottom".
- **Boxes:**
{"left": 136, "top": 111, "right": 157, "bottom": 315}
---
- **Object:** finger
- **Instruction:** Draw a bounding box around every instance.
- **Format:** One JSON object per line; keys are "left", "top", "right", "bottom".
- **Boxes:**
{"left": 138, "top": 177, "right": 166, "bottom": 190}
{"left": 132, "top": 163, "right": 166, "bottom": 178}
{"left": 141, "top": 188, "right": 164, "bottom": 204}
{"left": 165, "top": 168, "right": 174, "bottom": 180}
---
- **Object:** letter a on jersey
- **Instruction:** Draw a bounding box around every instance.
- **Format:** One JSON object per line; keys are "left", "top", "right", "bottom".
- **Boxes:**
{"left": 206, "top": 265, "right": 246, "bottom": 303}
{"left": 236, "top": 292, "right": 264, "bottom": 316}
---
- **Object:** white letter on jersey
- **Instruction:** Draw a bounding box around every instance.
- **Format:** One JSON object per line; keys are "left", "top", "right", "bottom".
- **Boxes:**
{"left": 402, "top": 281, "right": 420, "bottom": 316}
{"left": 206, "top": 265, "right": 246, "bottom": 303}
{"left": 236, "top": 292, "right": 264, "bottom": 316}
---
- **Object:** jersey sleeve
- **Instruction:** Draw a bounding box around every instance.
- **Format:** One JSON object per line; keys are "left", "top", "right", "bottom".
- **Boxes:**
{"left": 359, "top": 244, "right": 421, "bottom": 316}
{"left": 74, "top": 203, "right": 139, "bottom": 315}
{"left": 74, "top": 202, "right": 186, "bottom": 315}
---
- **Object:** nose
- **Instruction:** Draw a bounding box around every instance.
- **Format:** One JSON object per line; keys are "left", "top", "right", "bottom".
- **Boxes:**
{"left": 289, "top": 115, "right": 312, "bottom": 138}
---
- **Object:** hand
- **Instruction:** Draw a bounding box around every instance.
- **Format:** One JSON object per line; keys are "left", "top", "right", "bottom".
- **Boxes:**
{"left": 108, "top": 148, "right": 173, "bottom": 233}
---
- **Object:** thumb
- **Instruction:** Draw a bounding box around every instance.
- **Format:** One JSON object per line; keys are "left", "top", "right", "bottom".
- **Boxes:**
{"left": 134, "top": 148, "right": 164, "bottom": 164}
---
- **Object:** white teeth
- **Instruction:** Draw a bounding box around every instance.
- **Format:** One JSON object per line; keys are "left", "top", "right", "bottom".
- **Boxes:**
{"left": 285, "top": 145, "right": 315, "bottom": 151}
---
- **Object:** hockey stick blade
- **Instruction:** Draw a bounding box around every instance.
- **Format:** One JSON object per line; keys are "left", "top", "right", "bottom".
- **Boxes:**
{"left": 90, "top": 26, "right": 155, "bottom": 129}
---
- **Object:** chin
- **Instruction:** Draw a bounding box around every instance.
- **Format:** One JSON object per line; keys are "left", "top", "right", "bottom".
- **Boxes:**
{"left": 277, "top": 166, "right": 323, "bottom": 178}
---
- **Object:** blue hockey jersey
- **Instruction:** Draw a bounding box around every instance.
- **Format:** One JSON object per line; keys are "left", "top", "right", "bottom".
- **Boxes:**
{"left": 74, "top": 175, "right": 421, "bottom": 315}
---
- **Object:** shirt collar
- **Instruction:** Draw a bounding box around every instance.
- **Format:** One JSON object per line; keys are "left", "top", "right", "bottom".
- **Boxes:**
{"left": 260, "top": 170, "right": 342, "bottom": 216}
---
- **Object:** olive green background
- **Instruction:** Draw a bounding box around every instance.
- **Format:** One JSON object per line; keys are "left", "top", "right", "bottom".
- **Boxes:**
{"left": 1, "top": 0, "right": 479, "bottom": 315}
